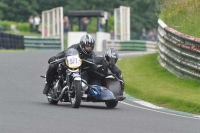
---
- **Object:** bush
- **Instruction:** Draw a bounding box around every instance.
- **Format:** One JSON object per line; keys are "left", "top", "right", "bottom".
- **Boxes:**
{"left": 0, "top": 20, "right": 30, "bottom": 32}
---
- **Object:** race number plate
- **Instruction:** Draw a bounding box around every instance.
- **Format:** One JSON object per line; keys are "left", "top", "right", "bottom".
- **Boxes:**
{"left": 67, "top": 55, "right": 81, "bottom": 67}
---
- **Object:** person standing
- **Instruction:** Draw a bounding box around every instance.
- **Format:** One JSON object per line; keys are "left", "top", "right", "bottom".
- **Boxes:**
{"left": 81, "top": 17, "right": 89, "bottom": 31}
{"left": 140, "top": 28, "right": 147, "bottom": 40}
{"left": 63, "top": 16, "right": 69, "bottom": 34}
{"left": 34, "top": 15, "right": 41, "bottom": 33}
{"left": 28, "top": 15, "right": 34, "bottom": 32}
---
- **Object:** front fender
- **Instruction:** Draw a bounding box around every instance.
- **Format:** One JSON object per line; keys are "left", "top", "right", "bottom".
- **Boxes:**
{"left": 72, "top": 73, "right": 81, "bottom": 81}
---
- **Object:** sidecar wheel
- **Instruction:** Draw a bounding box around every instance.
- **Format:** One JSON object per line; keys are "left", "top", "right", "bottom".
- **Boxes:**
{"left": 105, "top": 101, "right": 118, "bottom": 108}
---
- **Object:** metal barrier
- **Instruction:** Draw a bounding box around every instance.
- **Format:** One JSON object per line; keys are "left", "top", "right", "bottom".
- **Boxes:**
{"left": 24, "top": 36, "right": 61, "bottom": 50}
{"left": 103, "top": 40, "right": 157, "bottom": 52}
{"left": 158, "top": 19, "right": 200, "bottom": 80}
{"left": 0, "top": 32, "right": 24, "bottom": 49}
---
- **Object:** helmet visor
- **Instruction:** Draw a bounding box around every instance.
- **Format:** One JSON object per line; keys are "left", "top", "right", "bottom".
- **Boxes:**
{"left": 85, "top": 45, "right": 93, "bottom": 51}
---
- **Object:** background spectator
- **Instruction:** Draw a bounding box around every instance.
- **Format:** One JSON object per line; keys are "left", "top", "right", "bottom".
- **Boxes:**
{"left": 140, "top": 28, "right": 147, "bottom": 40}
{"left": 110, "top": 29, "right": 114, "bottom": 40}
{"left": 81, "top": 17, "right": 89, "bottom": 31}
{"left": 153, "top": 28, "right": 158, "bottom": 42}
{"left": 110, "top": 29, "right": 115, "bottom": 45}
{"left": 147, "top": 30, "right": 155, "bottom": 41}
{"left": 63, "top": 16, "right": 69, "bottom": 34}
{"left": 34, "top": 15, "right": 41, "bottom": 33}
{"left": 98, "top": 18, "right": 104, "bottom": 32}
{"left": 28, "top": 15, "right": 34, "bottom": 32}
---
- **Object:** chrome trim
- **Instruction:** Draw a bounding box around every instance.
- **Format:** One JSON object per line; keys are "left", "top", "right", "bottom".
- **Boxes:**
{"left": 74, "top": 77, "right": 81, "bottom": 81}
{"left": 67, "top": 68, "right": 79, "bottom": 73}
{"left": 50, "top": 86, "right": 69, "bottom": 101}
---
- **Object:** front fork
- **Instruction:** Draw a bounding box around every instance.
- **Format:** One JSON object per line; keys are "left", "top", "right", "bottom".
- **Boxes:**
{"left": 71, "top": 73, "right": 81, "bottom": 91}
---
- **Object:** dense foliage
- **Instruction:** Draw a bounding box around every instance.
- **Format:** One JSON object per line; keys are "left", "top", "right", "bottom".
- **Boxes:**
{"left": 0, "top": 0, "right": 158, "bottom": 39}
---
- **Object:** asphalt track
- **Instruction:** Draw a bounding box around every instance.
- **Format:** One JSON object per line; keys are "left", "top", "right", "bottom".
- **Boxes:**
{"left": 0, "top": 51, "right": 200, "bottom": 133}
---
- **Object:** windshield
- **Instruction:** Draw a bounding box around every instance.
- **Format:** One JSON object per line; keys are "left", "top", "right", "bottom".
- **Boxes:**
{"left": 64, "top": 48, "right": 79, "bottom": 57}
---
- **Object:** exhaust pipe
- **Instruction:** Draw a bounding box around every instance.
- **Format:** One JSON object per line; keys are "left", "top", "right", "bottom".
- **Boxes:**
{"left": 48, "top": 86, "right": 69, "bottom": 101}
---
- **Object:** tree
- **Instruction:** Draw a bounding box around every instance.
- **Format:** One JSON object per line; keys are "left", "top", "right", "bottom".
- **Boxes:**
{"left": 0, "top": 0, "right": 158, "bottom": 39}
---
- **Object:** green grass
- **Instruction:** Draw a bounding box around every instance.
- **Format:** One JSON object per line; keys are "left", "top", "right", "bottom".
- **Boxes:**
{"left": 117, "top": 53, "right": 200, "bottom": 114}
{"left": 5, "top": 30, "right": 42, "bottom": 37}
{"left": 158, "top": 0, "right": 200, "bottom": 37}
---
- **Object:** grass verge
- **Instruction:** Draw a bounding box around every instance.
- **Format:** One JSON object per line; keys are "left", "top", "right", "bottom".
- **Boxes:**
{"left": 117, "top": 53, "right": 200, "bottom": 114}
{"left": 5, "top": 30, "right": 42, "bottom": 37}
{"left": 158, "top": 0, "right": 200, "bottom": 37}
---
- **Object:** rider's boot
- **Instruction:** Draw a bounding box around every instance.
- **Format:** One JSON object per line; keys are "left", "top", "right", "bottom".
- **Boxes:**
{"left": 43, "top": 83, "right": 51, "bottom": 96}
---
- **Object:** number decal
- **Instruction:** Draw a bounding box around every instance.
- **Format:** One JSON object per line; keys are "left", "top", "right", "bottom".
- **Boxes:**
{"left": 67, "top": 55, "right": 81, "bottom": 68}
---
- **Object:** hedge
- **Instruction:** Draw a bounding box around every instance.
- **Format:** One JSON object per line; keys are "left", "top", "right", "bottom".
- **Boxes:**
{"left": 0, "top": 20, "right": 29, "bottom": 32}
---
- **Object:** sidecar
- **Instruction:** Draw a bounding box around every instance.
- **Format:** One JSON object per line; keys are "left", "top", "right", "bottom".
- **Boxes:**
{"left": 82, "top": 76, "right": 125, "bottom": 108}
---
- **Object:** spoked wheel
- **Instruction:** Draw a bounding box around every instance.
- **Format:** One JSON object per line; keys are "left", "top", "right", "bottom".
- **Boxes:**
{"left": 47, "top": 89, "right": 58, "bottom": 105}
{"left": 70, "top": 80, "right": 82, "bottom": 108}
{"left": 105, "top": 100, "right": 118, "bottom": 108}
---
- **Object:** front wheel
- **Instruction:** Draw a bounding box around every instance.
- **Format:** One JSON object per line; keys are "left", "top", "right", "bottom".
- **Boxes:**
{"left": 70, "top": 80, "right": 82, "bottom": 108}
{"left": 105, "top": 101, "right": 118, "bottom": 108}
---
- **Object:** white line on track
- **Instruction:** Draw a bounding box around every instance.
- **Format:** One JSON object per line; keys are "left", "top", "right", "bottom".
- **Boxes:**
{"left": 120, "top": 101, "right": 200, "bottom": 120}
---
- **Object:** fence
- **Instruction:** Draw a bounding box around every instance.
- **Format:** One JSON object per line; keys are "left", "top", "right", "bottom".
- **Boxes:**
{"left": 103, "top": 40, "right": 157, "bottom": 52}
{"left": 0, "top": 32, "right": 24, "bottom": 49}
{"left": 24, "top": 36, "right": 61, "bottom": 50}
{"left": 158, "top": 19, "right": 200, "bottom": 80}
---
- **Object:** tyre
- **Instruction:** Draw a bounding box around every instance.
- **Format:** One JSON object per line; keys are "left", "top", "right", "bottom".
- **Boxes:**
{"left": 105, "top": 101, "right": 118, "bottom": 108}
{"left": 70, "top": 80, "right": 82, "bottom": 108}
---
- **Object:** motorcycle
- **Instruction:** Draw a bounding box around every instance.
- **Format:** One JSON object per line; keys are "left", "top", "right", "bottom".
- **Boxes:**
{"left": 41, "top": 48, "right": 125, "bottom": 108}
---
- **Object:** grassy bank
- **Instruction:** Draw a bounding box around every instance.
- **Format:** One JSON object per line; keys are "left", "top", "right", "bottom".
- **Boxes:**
{"left": 158, "top": 0, "right": 200, "bottom": 37}
{"left": 118, "top": 53, "right": 200, "bottom": 114}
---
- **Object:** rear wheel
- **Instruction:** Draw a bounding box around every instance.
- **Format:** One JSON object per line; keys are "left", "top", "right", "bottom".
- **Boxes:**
{"left": 70, "top": 80, "right": 82, "bottom": 108}
{"left": 105, "top": 101, "right": 118, "bottom": 108}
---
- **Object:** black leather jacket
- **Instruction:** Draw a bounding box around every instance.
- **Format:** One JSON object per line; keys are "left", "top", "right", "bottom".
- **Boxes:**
{"left": 89, "top": 55, "right": 125, "bottom": 91}
{"left": 48, "top": 43, "right": 96, "bottom": 71}
{"left": 50, "top": 43, "right": 95, "bottom": 60}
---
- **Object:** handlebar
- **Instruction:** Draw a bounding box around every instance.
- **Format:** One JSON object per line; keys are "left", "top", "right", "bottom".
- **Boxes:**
{"left": 82, "top": 59, "right": 95, "bottom": 65}
{"left": 50, "top": 58, "right": 65, "bottom": 64}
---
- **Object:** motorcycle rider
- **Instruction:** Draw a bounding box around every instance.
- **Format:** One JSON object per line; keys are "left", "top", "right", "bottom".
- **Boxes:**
{"left": 43, "top": 34, "right": 96, "bottom": 95}
{"left": 88, "top": 48, "right": 125, "bottom": 94}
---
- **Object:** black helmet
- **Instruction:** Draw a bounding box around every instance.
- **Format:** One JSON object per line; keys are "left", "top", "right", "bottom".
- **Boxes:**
{"left": 80, "top": 34, "right": 95, "bottom": 54}
{"left": 104, "top": 48, "right": 119, "bottom": 66}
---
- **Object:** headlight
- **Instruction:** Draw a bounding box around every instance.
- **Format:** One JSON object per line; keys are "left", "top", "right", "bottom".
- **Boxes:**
{"left": 66, "top": 54, "right": 82, "bottom": 69}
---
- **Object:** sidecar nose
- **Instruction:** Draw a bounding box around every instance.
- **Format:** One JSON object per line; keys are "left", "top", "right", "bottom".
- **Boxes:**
{"left": 99, "top": 87, "right": 115, "bottom": 100}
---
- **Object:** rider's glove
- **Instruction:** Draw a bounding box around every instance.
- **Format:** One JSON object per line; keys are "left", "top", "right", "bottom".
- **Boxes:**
{"left": 86, "top": 58, "right": 97, "bottom": 71}
{"left": 102, "top": 58, "right": 109, "bottom": 69}
{"left": 48, "top": 56, "right": 57, "bottom": 64}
